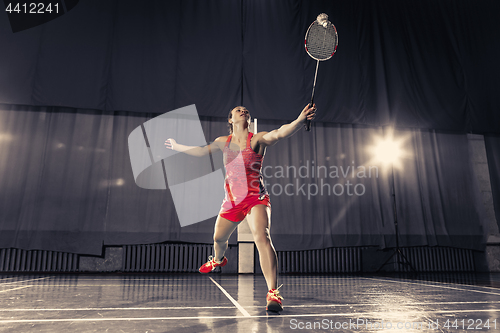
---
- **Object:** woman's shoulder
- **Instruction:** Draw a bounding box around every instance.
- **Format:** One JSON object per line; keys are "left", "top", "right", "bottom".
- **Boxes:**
{"left": 214, "top": 135, "right": 230, "bottom": 143}
{"left": 211, "top": 135, "right": 230, "bottom": 149}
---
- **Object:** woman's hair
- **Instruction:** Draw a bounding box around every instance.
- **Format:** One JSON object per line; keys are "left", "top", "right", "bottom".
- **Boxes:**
{"left": 227, "top": 107, "right": 252, "bottom": 134}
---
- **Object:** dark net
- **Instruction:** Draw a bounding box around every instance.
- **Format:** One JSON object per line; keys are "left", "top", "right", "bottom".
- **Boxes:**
{"left": 305, "top": 22, "right": 338, "bottom": 61}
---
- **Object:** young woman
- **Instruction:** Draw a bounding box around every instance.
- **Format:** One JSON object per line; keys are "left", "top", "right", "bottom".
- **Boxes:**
{"left": 165, "top": 104, "right": 315, "bottom": 312}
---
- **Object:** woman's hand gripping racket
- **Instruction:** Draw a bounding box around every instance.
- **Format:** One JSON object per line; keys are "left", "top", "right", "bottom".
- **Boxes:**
{"left": 304, "top": 13, "right": 338, "bottom": 131}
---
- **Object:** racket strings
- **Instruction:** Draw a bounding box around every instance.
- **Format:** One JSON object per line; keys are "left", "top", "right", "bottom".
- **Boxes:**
{"left": 305, "top": 23, "right": 337, "bottom": 60}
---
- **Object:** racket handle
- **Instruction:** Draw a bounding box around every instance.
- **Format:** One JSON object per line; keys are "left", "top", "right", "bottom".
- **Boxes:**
{"left": 305, "top": 118, "right": 312, "bottom": 131}
{"left": 305, "top": 99, "right": 314, "bottom": 131}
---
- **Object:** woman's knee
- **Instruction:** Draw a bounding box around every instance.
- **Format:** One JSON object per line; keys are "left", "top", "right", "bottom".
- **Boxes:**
{"left": 213, "top": 235, "right": 229, "bottom": 244}
{"left": 253, "top": 231, "right": 271, "bottom": 247}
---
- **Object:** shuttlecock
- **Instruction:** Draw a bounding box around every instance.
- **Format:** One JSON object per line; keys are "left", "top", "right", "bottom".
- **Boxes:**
{"left": 317, "top": 13, "right": 329, "bottom": 28}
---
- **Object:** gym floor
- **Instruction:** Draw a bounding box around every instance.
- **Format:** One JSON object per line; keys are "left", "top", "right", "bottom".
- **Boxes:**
{"left": 0, "top": 273, "right": 499, "bottom": 332}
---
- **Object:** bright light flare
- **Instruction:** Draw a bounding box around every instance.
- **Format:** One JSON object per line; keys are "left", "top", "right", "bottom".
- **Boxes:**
{"left": 368, "top": 128, "right": 408, "bottom": 169}
{"left": 373, "top": 139, "right": 403, "bottom": 164}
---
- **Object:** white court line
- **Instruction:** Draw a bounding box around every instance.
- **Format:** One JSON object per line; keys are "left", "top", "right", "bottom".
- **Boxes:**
{"left": 362, "top": 276, "right": 500, "bottom": 292}
{"left": 363, "top": 277, "right": 500, "bottom": 296}
{"left": 208, "top": 277, "right": 251, "bottom": 317}
{"left": 22, "top": 284, "right": 216, "bottom": 287}
{"left": 0, "top": 306, "right": 236, "bottom": 311}
{"left": 2, "top": 300, "right": 500, "bottom": 312}
{"left": 2, "top": 308, "right": 500, "bottom": 324}
{"left": 0, "top": 277, "right": 51, "bottom": 286}
{"left": 54, "top": 279, "right": 217, "bottom": 282}
{"left": 0, "top": 286, "right": 32, "bottom": 293}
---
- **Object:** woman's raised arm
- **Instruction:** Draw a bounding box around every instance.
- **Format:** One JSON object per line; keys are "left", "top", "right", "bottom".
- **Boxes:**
{"left": 259, "top": 104, "right": 316, "bottom": 147}
{"left": 165, "top": 136, "right": 226, "bottom": 156}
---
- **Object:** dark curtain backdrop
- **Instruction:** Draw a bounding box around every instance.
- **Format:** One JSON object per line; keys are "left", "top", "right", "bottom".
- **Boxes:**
{"left": 0, "top": 0, "right": 499, "bottom": 132}
{"left": 0, "top": 105, "right": 485, "bottom": 255}
{"left": 484, "top": 135, "right": 500, "bottom": 232}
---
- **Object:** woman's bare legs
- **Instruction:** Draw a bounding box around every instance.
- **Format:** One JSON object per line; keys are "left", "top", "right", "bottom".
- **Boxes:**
{"left": 213, "top": 215, "right": 240, "bottom": 262}
{"left": 246, "top": 204, "right": 277, "bottom": 290}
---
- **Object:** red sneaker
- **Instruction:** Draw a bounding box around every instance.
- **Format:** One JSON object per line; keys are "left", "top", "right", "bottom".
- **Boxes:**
{"left": 266, "top": 285, "right": 284, "bottom": 312}
{"left": 199, "top": 256, "right": 227, "bottom": 273}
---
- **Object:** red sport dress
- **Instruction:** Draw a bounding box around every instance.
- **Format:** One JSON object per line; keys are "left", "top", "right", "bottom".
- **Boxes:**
{"left": 219, "top": 132, "right": 270, "bottom": 222}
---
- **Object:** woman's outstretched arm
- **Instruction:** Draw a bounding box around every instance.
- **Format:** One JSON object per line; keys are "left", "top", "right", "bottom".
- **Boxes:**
{"left": 165, "top": 136, "right": 226, "bottom": 156}
{"left": 259, "top": 104, "right": 316, "bottom": 147}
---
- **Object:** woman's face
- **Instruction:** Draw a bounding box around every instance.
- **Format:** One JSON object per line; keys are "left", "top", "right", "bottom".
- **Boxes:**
{"left": 229, "top": 106, "right": 250, "bottom": 125}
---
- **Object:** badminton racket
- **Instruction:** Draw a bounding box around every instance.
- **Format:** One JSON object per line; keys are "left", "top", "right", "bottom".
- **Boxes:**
{"left": 304, "top": 13, "right": 338, "bottom": 131}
